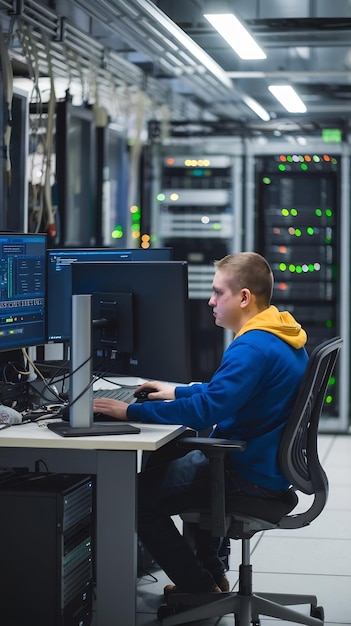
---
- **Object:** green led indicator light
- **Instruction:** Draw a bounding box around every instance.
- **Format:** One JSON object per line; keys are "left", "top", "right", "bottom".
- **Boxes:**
{"left": 300, "top": 163, "right": 308, "bottom": 170}
{"left": 262, "top": 177, "right": 271, "bottom": 184}
{"left": 326, "top": 320, "right": 333, "bottom": 329}
{"left": 290, "top": 208, "right": 298, "bottom": 216}
{"left": 326, "top": 209, "right": 332, "bottom": 217}
{"left": 112, "top": 226, "right": 124, "bottom": 239}
{"left": 286, "top": 155, "right": 293, "bottom": 162}
{"left": 213, "top": 223, "right": 222, "bottom": 230}
{"left": 325, "top": 395, "right": 333, "bottom": 404}
{"left": 295, "top": 229, "right": 302, "bottom": 237}
{"left": 315, "top": 208, "right": 322, "bottom": 216}
{"left": 307, "top": 227, "right": 314, "bottom": 235}
{"left": 289, "top": 264, "right": 296, "bottom": 272}
{"left": 157, "top": 193, "right": 166, "bottom": 202}
{"left": 282, "top": 208, "right": 289, "bottom": 216}
{"left": 279, "top": 263, "right": 287, "bottom": 271}
{"left": 296, "top": 266, "right": 302, "bottom": 273}
{"left": 329, "top": 376, "right": 336, "bottom": 386}
{"left": 278, "top": 164, "right": 286, "bottom": 171}
{"left": 308, "top": 264, "right": 314, "bottom": 272}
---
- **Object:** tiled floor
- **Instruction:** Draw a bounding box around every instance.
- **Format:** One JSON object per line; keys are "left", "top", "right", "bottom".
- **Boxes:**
{"left": 136, "top": 434, "right": 351, "bottom": 625}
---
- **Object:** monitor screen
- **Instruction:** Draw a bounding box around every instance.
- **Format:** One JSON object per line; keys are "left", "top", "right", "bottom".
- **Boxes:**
{"left": 0, "top": 232, "right": 46, "bottom": 352}
{"left": 46, "top": 247, "right": 173, "bottom": 342}
{"left": 71, "top": 261, "right": 191, "bottom": 383}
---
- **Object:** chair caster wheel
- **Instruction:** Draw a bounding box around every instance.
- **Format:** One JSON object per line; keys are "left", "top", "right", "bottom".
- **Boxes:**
{"left": 311, "top": 605, "right": 324, "bottom": 622}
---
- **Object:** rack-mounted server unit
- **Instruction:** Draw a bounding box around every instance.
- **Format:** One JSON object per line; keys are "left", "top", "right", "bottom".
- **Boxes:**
{"left": 0, "top": 472, "right": 93, "bottom": 626}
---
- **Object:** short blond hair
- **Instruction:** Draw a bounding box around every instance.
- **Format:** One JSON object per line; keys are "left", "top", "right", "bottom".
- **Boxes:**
{"left": 214, "top": 252, "right": 273, "bottom": 305}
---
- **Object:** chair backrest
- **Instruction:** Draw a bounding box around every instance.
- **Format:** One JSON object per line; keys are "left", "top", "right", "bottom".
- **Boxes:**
{"left": 278, "top": 336, "right": 343, "bottom": 529}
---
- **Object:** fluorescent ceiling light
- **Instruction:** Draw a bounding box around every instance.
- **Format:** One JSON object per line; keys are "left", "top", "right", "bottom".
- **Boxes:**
{"left": 136, "top": 0, "right": 232, "bottom": 88}
{"left": 242, "top": 95, "right": 270, "bottom": 121}
{"left": 268, "top": 85, "right": 307, "bottom": 113}
{"left": 204, "top": 13, "right": 266, "bottom": 60}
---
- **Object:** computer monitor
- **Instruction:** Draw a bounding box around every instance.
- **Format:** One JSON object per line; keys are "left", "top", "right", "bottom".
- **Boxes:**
{"left": 0, "top": 232, "right": 46, "bottom": 352}
{"left": 71, "top": 261, "right": 191, "bottom": 383}
{"left": 46, "top": 247, "right": 173, "bottom": 343}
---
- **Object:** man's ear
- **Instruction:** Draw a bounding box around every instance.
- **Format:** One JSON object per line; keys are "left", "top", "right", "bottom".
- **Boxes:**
{"left": 240, "top": 288, "right": 251, "bottom": 306}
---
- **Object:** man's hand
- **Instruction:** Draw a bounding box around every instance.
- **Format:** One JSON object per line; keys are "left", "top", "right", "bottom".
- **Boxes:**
{"left": 135, "top": 381, "right": 176, "bottom": 400}
{"left": 93, "top": 398, "right": 128, "bottom": 420}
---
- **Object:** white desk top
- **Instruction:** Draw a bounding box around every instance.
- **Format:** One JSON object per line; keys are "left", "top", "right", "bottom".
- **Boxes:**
{"left": 0, "top": 420, "right": 186, "bottom": 451}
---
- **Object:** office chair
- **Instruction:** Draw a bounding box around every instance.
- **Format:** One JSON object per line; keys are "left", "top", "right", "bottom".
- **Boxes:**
{"left": 158, "top": 336, "right": 343, "bottom": 626}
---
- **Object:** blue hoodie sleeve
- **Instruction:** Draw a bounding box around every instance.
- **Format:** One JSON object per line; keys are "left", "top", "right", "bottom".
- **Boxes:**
{"left": 175, "top": 383, "right": 206, "bottom": 397}
{"left": 126, "top": 340, "right": 269, "bottom": 431}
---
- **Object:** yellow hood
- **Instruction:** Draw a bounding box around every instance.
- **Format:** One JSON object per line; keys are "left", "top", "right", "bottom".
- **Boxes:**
{"left": 235, "top": 305, "right": 307, "bottom": 349}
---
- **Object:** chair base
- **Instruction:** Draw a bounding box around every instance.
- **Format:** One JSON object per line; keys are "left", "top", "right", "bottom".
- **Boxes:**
{"left": 158, "top": 591, "right": 325, "bottom": 625}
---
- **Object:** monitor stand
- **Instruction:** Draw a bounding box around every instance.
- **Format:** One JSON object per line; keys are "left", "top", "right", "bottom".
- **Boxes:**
{"left": 48, "top": 294, "right": 139, "bottom": 437}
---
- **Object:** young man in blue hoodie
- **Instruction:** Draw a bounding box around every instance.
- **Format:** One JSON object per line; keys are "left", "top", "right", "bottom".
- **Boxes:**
{"left": 94, "top": 252, "right": 308, "bottom": 595}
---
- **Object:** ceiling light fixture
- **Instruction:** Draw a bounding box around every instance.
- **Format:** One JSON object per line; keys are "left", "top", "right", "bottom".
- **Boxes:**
{"left": 242, "top": 95, "right": 270, "bottom": 121}
{"left": 203, "top": 13, "right": 266, "bottom": 60}
{"left": 268, "top": 85, "right": 307, "bottom": 113}
{"left": 136, "top": 0, "right": 233, "bottom": 88}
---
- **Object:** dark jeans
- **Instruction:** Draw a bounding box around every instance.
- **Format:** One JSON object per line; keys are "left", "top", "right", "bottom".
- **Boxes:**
{"left": 138, "top": 442, "right": 276, "bottom": 593}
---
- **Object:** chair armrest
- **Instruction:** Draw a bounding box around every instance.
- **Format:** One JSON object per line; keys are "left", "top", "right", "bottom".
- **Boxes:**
{"left": 177, "top": 436, "right": 246, "bottom": 456}
{"left": 177, "top": 437, "right": 247, "bottom": 537}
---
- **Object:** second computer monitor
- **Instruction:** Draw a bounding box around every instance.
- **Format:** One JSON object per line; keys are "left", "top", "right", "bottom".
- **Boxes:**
{"left": 71, "top": 260, "right": 191, "bottom": 383}
{"left": 46, "top": 247, "right": 173, "bottom": 343}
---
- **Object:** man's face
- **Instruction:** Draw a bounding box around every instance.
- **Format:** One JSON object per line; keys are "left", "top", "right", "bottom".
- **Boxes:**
{"left": 208, "top": 269, "right": 243, "bottom": 333}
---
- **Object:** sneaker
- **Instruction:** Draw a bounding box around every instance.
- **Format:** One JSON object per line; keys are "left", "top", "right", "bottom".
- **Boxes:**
{"left": 164, "top": 575, "right": 228, "bottom": 597}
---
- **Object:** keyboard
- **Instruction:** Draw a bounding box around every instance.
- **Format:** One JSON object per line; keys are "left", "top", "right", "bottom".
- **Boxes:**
{"left": 93, "top": 387, "right": 137, "bottom": 404}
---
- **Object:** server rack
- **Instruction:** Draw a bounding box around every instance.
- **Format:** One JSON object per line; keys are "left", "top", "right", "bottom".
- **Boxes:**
{"left": 255, "top": 153, "right": 339, "bottom": 421}
{"left": 245, "top": 142, "right": 350, "bottom": 432}
{"left": 56, "top": 101, "right": 97, "bottom": 247}
{"left": 151, "top": 151, "right": 242, "bottom": 381}
{"left": 0, "top": 472, "right": 93, "bottom": 626}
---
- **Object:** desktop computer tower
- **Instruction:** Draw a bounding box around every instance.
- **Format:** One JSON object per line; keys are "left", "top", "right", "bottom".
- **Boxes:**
{"left": 0, "top": 472, "right": 93, "bottom": 626}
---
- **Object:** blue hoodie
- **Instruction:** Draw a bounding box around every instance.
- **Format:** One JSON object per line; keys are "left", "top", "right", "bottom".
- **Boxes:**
{"left": 127, "top": 305, "right": 308, "bottom": 489}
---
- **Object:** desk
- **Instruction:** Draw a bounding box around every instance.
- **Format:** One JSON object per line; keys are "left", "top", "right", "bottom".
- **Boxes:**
{"left": 0, "top": 420, "right": 185, "bottom": 626}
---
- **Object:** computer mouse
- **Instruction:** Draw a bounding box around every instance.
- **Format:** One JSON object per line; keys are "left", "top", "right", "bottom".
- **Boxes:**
{"left": 0, "top": 404, "right": 23, "bottom": 424}
{"left": 134, "top": 387, "right": 158, "bottom": 402}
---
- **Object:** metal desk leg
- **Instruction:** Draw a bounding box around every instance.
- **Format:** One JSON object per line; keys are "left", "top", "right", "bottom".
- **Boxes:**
{"left": 95, "top": 449, "right": 138, "bottom": 626}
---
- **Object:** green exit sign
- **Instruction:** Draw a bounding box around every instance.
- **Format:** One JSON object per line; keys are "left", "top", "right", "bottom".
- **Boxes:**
{"left": 322, "top": 128, "right": 342, "bottom": 143}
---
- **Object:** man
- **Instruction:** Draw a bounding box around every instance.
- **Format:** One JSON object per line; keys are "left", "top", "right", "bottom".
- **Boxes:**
{"left": 93, "top": 252, "right": 308, "bottom": 594}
